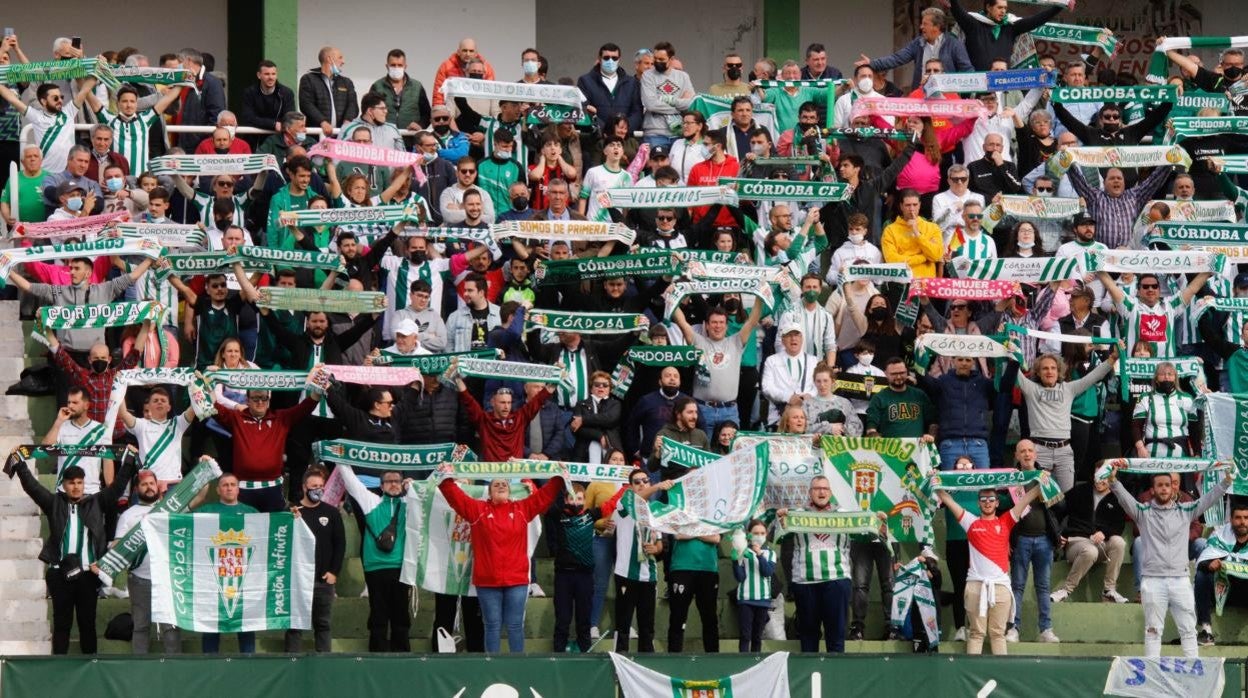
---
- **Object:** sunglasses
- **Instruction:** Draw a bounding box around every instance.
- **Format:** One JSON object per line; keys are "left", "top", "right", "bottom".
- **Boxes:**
{"left": 655, "top": 215, "right": 675, "bottom": 221}
{"left": 631, "top": 478, "right": 650, "bottom": 485}
{"left": 965, "top": 213, "right": 983, "bottom": 220}
{"left": 248, "top": 396, "right": 271, "bottom": 402}
{"left": 951, "top": 304, "right": 969, "bottom": 310}
{"left": 1035, "top": 187, "right": 1054, "bottom": 193}
{"left": 979, "top": 496, "right": 998, "bottom": 502}
{"left": 1139, "top": 283, "right": 1159, "bottom": 290}
{"left": 725, "top": 62, "right": 744, "bottom": 68}
{"left": 949, "top": 177, "right": 968, "bottom": 183}
{"left": 208, "top": 283, "right": 227, "bottom": 289}
{"left": 459, "top": 169, "right": 476, "bottom": 174}
{"left": 592, "top": 382, "right": 610, "bottom": 388}
{"left": 1102, "top": 114, "right": 1121, "bottom": 121}
{"left": 432, "top": 116, "right": 450, "bottom": 123}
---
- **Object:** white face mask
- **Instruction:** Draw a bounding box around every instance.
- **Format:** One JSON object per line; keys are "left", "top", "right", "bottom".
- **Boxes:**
{"left": 387, "top": 67, "right": 404, "bottom": 81}
{"left": 1018, "top": 240, "right": 1035, "bottom": 250}
{"left": 857, "top": 77, "right": 874, "bottom": 93}
{"left": 522, "top": 60, "right": 540, "bottom": 76}
{"left": 858, "top": 353, "right": 875, "bottom": 366}
{"left": 749, "top": 534, "right": 767, "bottom": 546}
{"left": 750, "top": 144, "right": 766, "bottom": 156}
{"left": 224, "top": 125, "right": 237, "bottom": 138}
{"left": 848, "top": 234, "right": 865, "bottom": 245}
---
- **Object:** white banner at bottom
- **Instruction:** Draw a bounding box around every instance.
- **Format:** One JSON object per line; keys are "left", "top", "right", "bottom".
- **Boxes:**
{"left": 611, "top": 651, "right": 790, "bottom": 698}
{"left": 1104, "top": 657, "right": 1225, "bottom": 698}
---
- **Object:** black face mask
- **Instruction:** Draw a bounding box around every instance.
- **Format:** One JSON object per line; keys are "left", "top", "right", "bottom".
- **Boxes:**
{"left": 468, "top": 73, "right": 485, "bottom": 80}
{"left": 214, "top": 147, "right": 230, "bottom": 155}
{"left": 90, "top": 359, "right": 110, "bottom": 374}
{"left": 409, "top": 251, "right": 427, "bottom": 264}
{"left": 432, "top": 124, "right": 451, "bottom": 135}
{"left": 726, "top": 66, "right": 742, "bottom": 80}
{"left": 562, "top": 503, "right": 583, "bottom": 516}
{"left": 511, "top": 196, "right": 529, "bottom": 211}
{"left": 653, "top": 61, "right": 669, "bottom": 73}
{"left": 869, "top": 307, "right": 891, "bottom": 322}
{"left": 1102, "top": 120, "right": 1120, "bottom": 133}
{"left": 1224, "top": 66, "right": 1244, "bottom": 82}
{"left": 723, "top": 299, "right": 742, "bottom": 314}
{"left": 1156, "top": 380, "right": 1176, "bottom": 394}
{"left": 660, "top": 386, "right": 680, "bottom": 398}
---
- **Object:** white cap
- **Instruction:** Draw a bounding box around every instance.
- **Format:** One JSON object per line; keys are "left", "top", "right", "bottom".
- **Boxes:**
{"left": 394, "top": 318, "right": 420, "bottom": 337}
{"left": 780, "top": 322, "right": 804, "bottom": 337}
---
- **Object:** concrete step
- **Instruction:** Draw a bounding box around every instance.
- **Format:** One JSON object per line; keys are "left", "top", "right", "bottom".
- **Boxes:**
{"left": 0, "top": 558, "right": 44, "bottom": 581}
{"left": 0, "top": 301, "right": 21, "bottom": 325}
{"left": 3, "top": 621, "right": 51, "bottom": 641}
{"left": 0, "top": 395, "right": 32, "bottom": 420}
{"left": 0, "top": 514, "right": 40, "bottom": 539}
{"left": 0, "top": 417, "right": 34, "bottom": 437}
{"left": 0, "top": 357, "right": 26, "bottom": 383}
{"left": 0, "top": 599, "right": 49, "bottom": 623}
{"left": 0, "top": 494, "right": 38, "bottom": 516}
{"left": 0, "top": 538, "right": 42, "bottom": 558}
{"left": 0, "top": 639, "right": 50, "bottom": 655}
{"left": 0, "top": 578, "right": 46, "bottom": 601}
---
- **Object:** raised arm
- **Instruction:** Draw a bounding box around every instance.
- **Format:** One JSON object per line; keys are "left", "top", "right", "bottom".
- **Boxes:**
{"left": 734, "top": 297, "right": 765, "bottom": 345}
{"left": 1009, "top": 476, "right": 1047, "bottom": 519}
{"left": 1095, "top": 271, "right": 1126, "bottom": 307}
{"left": 1180, "top": 272, "right": 1211, "bottom": 306}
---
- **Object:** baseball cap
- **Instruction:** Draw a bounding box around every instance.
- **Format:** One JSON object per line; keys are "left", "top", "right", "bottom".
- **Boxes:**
{"left": 650, "top": 145, "right": 670, "bottom": 159}
{"left": 780, "top": 322, "right": 804, "bottom": 337}
{"left": 1072, "top": 212, "right": 1096, "bottom": 227}
{"left": 394, "top": 318, "right": 420, "bottom": 337}
{"left": 1235, "top": 273, "right": 1248, "bottom": 289}
{"left": 57, "top": 180, "right": 86, "bottom": 197}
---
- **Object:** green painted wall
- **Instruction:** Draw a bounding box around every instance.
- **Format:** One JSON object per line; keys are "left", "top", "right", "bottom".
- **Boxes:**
{"left": 763, "top": 0, "right": 800, "bottom": 64}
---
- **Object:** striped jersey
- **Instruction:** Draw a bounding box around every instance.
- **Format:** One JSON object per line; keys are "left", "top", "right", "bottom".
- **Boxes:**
{"left": 57, "top": 418, "right": 106, "bottom": 494}
{"left": 193, "top": 190, "right": 249, "bottom": 228}
{"left": 787, "top": 527, "right": 850, "bottom": 583}
{"left": 612, "top": 506, "right": 658, "bottom": 582}
{"left": 557, "top": 345, "right": 590, "bottom": 409}
{"left": 735, "top": 547, "right": 776, "bottom": 602}
{"left": 953, "top": 231, "right": 997, "bottom": 260}
{"left": 1132, "top": 390, "right": 1196, "bottom": 456}
{"left": 25, "top": 102, "right": 78, "bottom": 172}
{"left": 128, "top": 415, "right": 192, "bottom": 482}
{"left": 96, "top": 107, "right": 162, "bottom": 174}
{"left": 1116, "top": 295, "right": 1185, "bottom": 358}
{"left": 778, "top": 305, "right": 836, "bottom": 358}
{"left": 61, "top": 503, "right": 95, "bottom": 568}
{"left": 580, "top": 164, "right": 632, "bottom": 222}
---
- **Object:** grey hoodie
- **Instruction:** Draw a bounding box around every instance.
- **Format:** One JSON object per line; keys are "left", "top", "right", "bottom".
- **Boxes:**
{"left": 1113, "top": 477, "right": 1227, "bottom": 577}
{"left": 24, "top": 275, "right": 134, "bottom": 352}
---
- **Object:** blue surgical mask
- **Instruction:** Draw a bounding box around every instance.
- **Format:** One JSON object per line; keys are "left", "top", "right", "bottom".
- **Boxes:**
{"left": 523, "top": 60, "right": 540, "bottom": 76}
{"left": 106, "top": 177, "right": 124, "bottom": 192}
{"left": 294, "top": 131, "right": 307, "bottom": 144}
{"left": 330, "top": 63, "right": 341, "bottom": 77}
{"left": 601, "top": 58, "right": 618, "bottom": 75}
{"left": 66, "top": 196, "right": 84, "bottom": 212}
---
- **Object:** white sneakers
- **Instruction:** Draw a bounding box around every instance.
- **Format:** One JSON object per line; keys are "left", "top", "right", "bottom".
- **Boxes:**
{"left": 1005, "top": 627, "right": 1019, "bottom": 643}
{"left": 1038, "top": 628, "right": 1061, "bottom": 643}
{"left": 953, "top": 626, "right": 967, "bottom": 642}
{"left": 590, "top": 626, "right": 600, "bottom": 640}
{"left": 1049, "top": 588, "right": 1070, "bottom": 603}
{"left": 1102, "top": 589, "right": 1129, "bottom": 604}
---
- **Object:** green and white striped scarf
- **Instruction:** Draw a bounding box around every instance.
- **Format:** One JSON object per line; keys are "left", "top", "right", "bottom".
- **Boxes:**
{"left": 1166, "top": 117, "right": 1248, "bottom": 143}
{"left": 663, "top": 278, "right": 775, "bottom": 319}
{"left": 1094, "top": 457, "right": 1224, "bottom": 482}
{"left": 110, "top": 66, "right": 195, "bottom": 88}
{"left": 1117, "top": 357, "right": 1204, "bottom": 401}
{"left": 6, "top": 443, "right": 135, "bottom": 478}
{"left": 1085, "top": 248, "right": 1225, "bottom": 275}
{"left": 102, "top": 368, "right": 216, "bottom": 441}
{"left": 94, "top": 457, "right": 221, "bottom": 585}
{"left": 720, "top": 178, "right": 851, "bottom": 203}
{"left": 279, "top": 204, "right": 424, "bottom": 228}
{"left": 843, "top": 263, "right": 912, "bottom": 284}
{"left": 951, "top": 256, "right": 1080, "bottom": 283}
{"left": 372, "top": 348, "right": 499, "bottom": 371}
{"left": 0, "top": 57, "right": 118, "bottom": 89}
{"left": 1148, "top": 37, "right": 1248, "bottom": 84}
{"left": 533, "top": 251, "right": 680, "bottom": 286}
{"left": 1051, "top": 85, "right": 1177, "bottom": 104}
{"left": 981, "top": 195, "right": 1082, "bottom": 232}
{"left": 148, "top": 154, "right": 280, "bottom": 176}
{"left": 436, "top": 460, "right": 568, "bottom": 480}
{"left": 37, "top": 302, "right": 166, "bottom": 345}
{"left": 525, "top": 309, "right": 649, "bottom": 334}
{"left": 1144, "top": 220, "right": 1246, "bottom": 247}
{"left": 492, "top": 219, "right": 636, "bottom": 246}
{"left": 823, "top": 126, "right": 910, "bottom": 142}
{"left": 256, "top": 287, "right": 385, "bottom": 314}
{"left": 114, "top": 223, "right": 206, "bottom": 250}
{"left": 929, "top": 468, "right": 1062, "bottom": 504}
{"left": 0, "top": 235, "right": 162, "bottom": 280}
{"left": 162, "top": 251, "right": 270, "bottom": 277}
{"left": 604, "top": 186, "right": 738, "bottom": 209}
{"left": 228, "top": 245, "right": 345, "bottom": 272}
{"left": 205, "top": 369, "right": 311, "bottom": 391}
{"left": 1215, "top": 155, "right": 1248, "bottom": 175}
{"left": 778, "top": 510, "right": 880, "bottom": 535}
{"left": 508, "top": 459, "right": 634, "bottom": 483}
{"left": 315, "top": 439, "right": 470, "bottom": 471}
{"left": 659, "top": 437, "right": 719, "bottom": 470}
{"left": 451, "top": 357, "right": 566, "bottom": 386}
{"left": 396, "top": 226, "right": 493, "bottom": 244}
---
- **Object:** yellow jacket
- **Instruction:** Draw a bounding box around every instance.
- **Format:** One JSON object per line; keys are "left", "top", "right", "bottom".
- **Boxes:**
{"left": 881, "top": 216, "right": 944, "bottom": 279}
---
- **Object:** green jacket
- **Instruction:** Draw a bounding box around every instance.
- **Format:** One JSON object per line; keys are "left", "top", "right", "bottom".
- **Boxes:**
{"left": 370, "top": 75, "right": 431, "bottom": 133}
{"left": 340, "top": 466, "right": 406, "bottom": 572}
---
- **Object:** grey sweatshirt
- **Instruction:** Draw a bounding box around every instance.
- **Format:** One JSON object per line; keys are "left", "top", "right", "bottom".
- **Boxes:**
{"left": 1016, "top": 359, "right": 1114, "bottom": 440}
{"left": 1113, "top": 477, "right": 1227, "bottom": 577}
{"left": 24, "top": 275, "right": 134, "bottom": 352}
{"left": 640, "top": 68, "right": 694, "bottom": 138}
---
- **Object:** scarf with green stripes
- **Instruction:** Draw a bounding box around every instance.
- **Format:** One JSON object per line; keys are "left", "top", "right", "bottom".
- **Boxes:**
{"left": 255, "top": 286, "right": 386, "bottom": 313}
{"left": 315, "top": 439, "right": 473, "bottom": 471}
{"left": 35, "top": 302, "right": 169, "bottom": 362}
{"left": 371, "top": 348, "right": 499, "bottom": 371}
{"left": 981, "top": 195, "right": 1082, "bottom": 233}
{"left": 492, "top": 220, "right": 637, "bottom": 247}
{"left": 0, "top": 234, "right": 161, "bottom": 279}
{"left": 1095, "top": 457, "right": 1225, "bottom": 482}
{"left": 1051, "top": 85, "right": 1177, "bottom": 104}
{"left": 525, "top": 309, "right": 650, "bottom": 334}
{"left": 1166, "top": 117, "right": 1248, "bottom": 143}
{"left": 148, "top": 154, "right": 280, "bottom": 176}
{"left": 663, "top": 278, "right": 775, "bottom": 319}
{"left": 929, "top": 468, "right": 1062, "bottom": 505}
{"left": 114, "top": 223, "right": 206, "bottom": 249}
{"left": 437, "top": 460, "right": 568, "bottom": 479}
{"left": 228, "top": 245, "right": 345, "bottom": 273}
{"left": 93, "top": 456, "right": 221, "bottom": 585}
{"left": 102, "top": 368, "right": 216, "bottom": 443}
{"left": 604, "top": 186, "right": 738, "bottom": 209}
{"left": 1084, "top": 248, "right": 1225, "bottom": 275}
{"left": 1145, "top": 220, "right": 1247, "bottom": 247}
{"left": 1046, "top": 146, "right": 1192, "bottom": 180}
{"left": 779, "top": 510, "right": 881, "bottom": 535}
{"left": 508, "top": 459, "right": 634, "bottom": 483}
{"left": 843, "top": 263, "right": 912, "bottom": 284}
{"left": 0, "top": 57, "right": 118, "bottom": 89}
{"left": 951, "top": 256, "right": 1080, "bottom": 283}
{"left": 533, "top": 251, "right": 680, "bottom": 286}
{"left": 823, "top": 127, "right": 910, "bottom": 142}
{"left": 1117, "top": 357, "right": 1205, "bottom": 401}
{"left": 110, "top": 66, "right": 195, "bottom": 88}
{"left": 610, "top": 346, "right": 703, "bottom": 397}
{"left": 5, "top": 443, "right": 136, "bottom": 476}
{"left": 161, "top": 251, "right": 270, "bottom": 277}
{"left": 720, "top": 178, "right": 851, "bottom": 203}
{"left": 205, "top": 369, "right": 311, "bottom": 391}
{"left": 659, "top": 437, "right": 720, "bottom": 470}
{"left": 396, "top": 226, "right": 492, "bottom": 243}
{"left": 451, "top": 357, "right": 566, "bottom": 386}
{"left": 278, "top": 204, "right": 424, "bottom": 228}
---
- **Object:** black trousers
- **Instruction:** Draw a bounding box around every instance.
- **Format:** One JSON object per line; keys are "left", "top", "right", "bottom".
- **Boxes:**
{"left": 553, "top": 568, "right": 594, "bottom": 652}
{"left": 285, "top": 580, "right": 335, "bottom": 651}
{"left": 433, "top": 592, "right": 483, "bottom": 652}
{"left": 737, "top": 603, "right": 770, "bottom": 652}
{"left": 667, "top": 569, "right": 720, "bottom": 653}
{"left": 613, "top": 575, "right": 656, "bottom": 653}
{"left": 1070, "top": 416, "right": 1098, "bottom": 485}
{"left": 47, "top": 568, "right": 100, "bottom": 654}
{"left": 363, "top": 567, "right": 411, "bottom": 652}
{"left": 945, "top": 539, "right": 970, "bottom": 629}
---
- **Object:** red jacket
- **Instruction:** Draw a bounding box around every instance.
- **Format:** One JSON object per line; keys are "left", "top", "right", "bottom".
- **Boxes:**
{"left": 459, "top": 387, "right": 549, "bottom": 461}
{"left": 212, "top": 398, "right": 318, "bottom": 481}
{"left": 439, "top": 476, "right": 565, "bottom": 587}
{"left": 431, "top": 53, "right": 497, "bottom": 106}
{"left": 194, "top": 138, "right": 254, "bottom": 155}
{"left": 686, "top": 155, "right": 739, "bottom": 227}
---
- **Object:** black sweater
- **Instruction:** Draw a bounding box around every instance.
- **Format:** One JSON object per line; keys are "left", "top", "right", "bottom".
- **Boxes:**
{"left": 950, "top": 0, "right": 1064, "bottom": 72}
{"left": 295, "top": 501, "right": 346, "bottom": 578}
{"left": 1059, "top": 481, "right": 1127, "bottom": 539}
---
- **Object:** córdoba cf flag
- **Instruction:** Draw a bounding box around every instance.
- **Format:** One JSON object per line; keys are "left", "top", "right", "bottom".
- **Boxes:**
{"left": 611, "top": 651, "right": 790, "bottom": 697}
{"left": 143, "top": 512, "right": 315, "bottom": 632}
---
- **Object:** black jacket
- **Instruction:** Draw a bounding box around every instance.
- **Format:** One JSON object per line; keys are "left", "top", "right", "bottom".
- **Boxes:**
{"left": 1053, "top": 101, "right": 1173, "bottom": 186}
{"left": 1060, "top": 481, "right": 1127, "bottom": 538}
{"left": 821, "top": 142, "right": 916, "bottom": 246}
{"left": 968, "top": 156, "right": 1023, "bottom": 200}
{"left": 262, "top": 311, "right": 378, "bottom": 368}
{"left": 239, "top": 81, "right": 297, "bottom": 146}
{"left": 571, "top": 396, "right": 622, "bottom": 461}
{"left": 325, "top": 381, "right": 398, "bottom": 444}
{"left": 416, "top": 157, "right": 459, "bottom": 225}
{"left": 298, "top": 68, "right": 359, "bottom": 128}
{"left": 950, "top": 0, "right": 1063, "bottom": 71}
{"left": 394, "top": 383, "right": 468, "bottom": 446}
{"left": 172, "top": 71, "right": 227, "bottom": 150}
{"left": 17, "top": 457, "right": 136, "bottom": 565}
{"left": 576, "top": 67, "right": 643, "bottom": 132}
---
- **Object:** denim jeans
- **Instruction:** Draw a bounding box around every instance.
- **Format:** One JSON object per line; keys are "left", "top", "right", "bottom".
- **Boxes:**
{"left": 591, "top": 535, "right": 615, "bottom": 628}
{"left": 938, "top": 437, "right": 991, "bottom": 470}
{"left": 1010, "top": 534, "right": 1053, "bottom": 632}
{"left": 477, "top": 584, "right": 529, "bottom": 653}
{"left": 201, "top": 631, "right": 255, "bottom": 654}
{"left": 696, "top": 401, "right": 739, "bottom": 437}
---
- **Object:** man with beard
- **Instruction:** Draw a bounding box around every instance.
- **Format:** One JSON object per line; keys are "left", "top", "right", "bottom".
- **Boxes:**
{"left": 118, "top": 387, "right": 196, "bottom": 490}
{"left": 0, "top": 81, "right": 95, "bottom": 172}
{"left": 285, "top": 466, "right": 346, "bottom": 652}
{"left": 1054, "top": 102, "right": 1174, "bottom": 187}
{"left": 111, "top": 470, "right": 186, "bottom": 653}
{"left": 1069, "top": 165, "right": 1175, "bottom": 250}
{"left": 865, "top": 357, "right": 937, "bottom": 441}
{"left": 624, "top": 367, "right": 687, "bottom": 463}
{"left": 1194, "top": 502, "right": 1248, "bottom": 646}
{"left": 1109, "top": 461, "right": 1232, "bottom": 657}
{"left": 413, "top": 129, "right": 458, "bottom": 223}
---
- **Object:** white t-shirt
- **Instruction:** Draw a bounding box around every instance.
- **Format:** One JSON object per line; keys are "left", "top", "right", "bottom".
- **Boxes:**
{"left": 580, "top": 164, "right": 632, "bottom": 222}
{"left": 128, "top": 414, "right": 192, "bottom": 482}
{"left": 57, "top": 417, "right": 106, "bottom": 495}
{"left": 25, "top": 102, "right": 79, "bottom": 173}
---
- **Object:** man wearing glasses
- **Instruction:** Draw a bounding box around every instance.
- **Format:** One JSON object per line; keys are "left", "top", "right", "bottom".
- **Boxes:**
{"left": 934, "top": 468, "right": 1050, "bottom": 655}
{"left": 949, "top": 201, "right": 997, "bottom": 260}
{"left": 577, "top": 43, "right": 642, "bottom": 133}
{"left": 1099, "top": 268, "right": 1211, "bottom": 359}
{"left": 968, "top": 133, "right": 1023, "bottom": 201}
{"left": 211, "top": 370, "right": 321, "bottom": 512}
{"left": 341, "top": 91, "right": 404, "bottom": 152}
{"left": 931, "top": 164, "right": 983, "bottom": 245}
{"left": 709, "top": 53, "right": 751, "bottom": 97}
